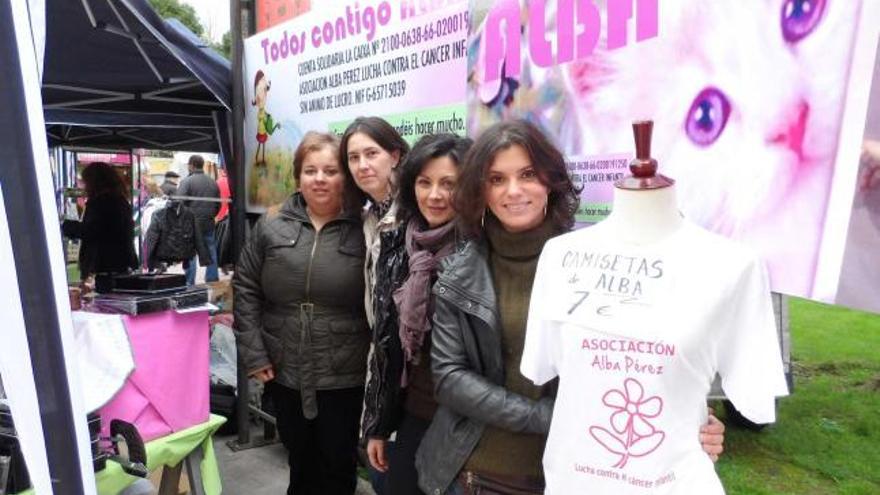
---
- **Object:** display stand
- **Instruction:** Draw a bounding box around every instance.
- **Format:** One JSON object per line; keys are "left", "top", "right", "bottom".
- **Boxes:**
{"left": 14, "top": 415, "right": 226, "bottom": 495}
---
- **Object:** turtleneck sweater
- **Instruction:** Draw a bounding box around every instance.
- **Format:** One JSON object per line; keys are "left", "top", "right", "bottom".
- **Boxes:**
{"left": 464, "top": 215, "right": 557, "bottom": 477}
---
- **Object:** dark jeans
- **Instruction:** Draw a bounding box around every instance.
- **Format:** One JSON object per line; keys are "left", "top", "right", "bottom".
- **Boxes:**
{"left": 268, "top": 382, "right": 364, "bottom": 495}
{"left": 185, "top": 229, "right": 218, "bottom": 285}
{"left": 386, "top": 413, "right": 431, "bottom": 495}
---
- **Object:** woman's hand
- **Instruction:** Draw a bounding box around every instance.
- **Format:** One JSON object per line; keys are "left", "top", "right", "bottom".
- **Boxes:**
{"left": 249, "top": 365, "right": 275, "bottom": 383}
{"left": 700, "top": 408, "right": 725, "bottom": 462}
{"left": 366, "top": 438, "right": 388, "bottom": 472}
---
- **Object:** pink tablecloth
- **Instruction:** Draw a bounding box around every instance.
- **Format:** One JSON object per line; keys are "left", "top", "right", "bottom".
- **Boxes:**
{"left": 98, "top": 309, "right": 210, "bottom": 441}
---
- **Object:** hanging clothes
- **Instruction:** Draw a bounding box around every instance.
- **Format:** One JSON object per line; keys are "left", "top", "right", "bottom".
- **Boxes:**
{"left": 143, "top": 200, "right": 211, "bottom": 269}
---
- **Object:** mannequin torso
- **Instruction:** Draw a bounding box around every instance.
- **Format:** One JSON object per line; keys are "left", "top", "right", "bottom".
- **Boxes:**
{"left": 603, "top": 185, "right": 682, "bottom": 246}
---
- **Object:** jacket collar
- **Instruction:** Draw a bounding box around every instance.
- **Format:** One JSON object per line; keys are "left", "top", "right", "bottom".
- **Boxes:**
{"left": 435, "top": 238, "right": 497, "bottom": 316}
{"left": 279, "top": 192, "right": 360, "bottom": 226}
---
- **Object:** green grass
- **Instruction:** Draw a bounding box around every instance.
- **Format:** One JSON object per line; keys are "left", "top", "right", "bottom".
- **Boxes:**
{"left": 67, "top": 262, "right": 80, "bottom": 283}
{"left": 717, "top": 298, "right": 880, "bottom": 494}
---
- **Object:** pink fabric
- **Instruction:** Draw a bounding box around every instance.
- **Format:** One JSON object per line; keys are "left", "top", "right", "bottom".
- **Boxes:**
{"left": 215, "top": 173, "right": 230, "bottom": 222}
{"left": 99, "top": 309, "right": 210, "bottom": 441}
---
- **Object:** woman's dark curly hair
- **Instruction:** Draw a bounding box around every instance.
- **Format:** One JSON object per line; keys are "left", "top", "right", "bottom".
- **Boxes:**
{"left": 396, "top": 133, "right": 473, "bottom": 225}
{"left": 454, "top": 119, "right": 580, "bottom": 237}
{"left": 81, "top": 161, "right": 128, "bottom": 200}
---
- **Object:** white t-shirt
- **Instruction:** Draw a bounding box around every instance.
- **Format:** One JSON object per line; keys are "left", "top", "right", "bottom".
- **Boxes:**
{"left": 521, "top": 220, "right": 789, "bottom": 494}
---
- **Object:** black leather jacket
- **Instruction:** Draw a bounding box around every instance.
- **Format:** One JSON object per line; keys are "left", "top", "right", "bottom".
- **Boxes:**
{"left": 361, "top": 222, "right": 409, "bottom": 439}
{"left": 415, "top": 239, "right": 554, "bottom": 495}
{"left": 144, "top": 201, "right": 212, "bottom": 268}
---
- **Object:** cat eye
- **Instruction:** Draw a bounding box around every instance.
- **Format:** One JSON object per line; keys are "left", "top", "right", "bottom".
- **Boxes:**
{"left": 781, "top": 0, "right": 826, "bottom": 43}
{"left": 684, "top": 87, "right": 731, "bottom": 147}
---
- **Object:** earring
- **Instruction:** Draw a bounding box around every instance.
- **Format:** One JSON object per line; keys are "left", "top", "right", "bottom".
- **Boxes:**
{"left": 543, "top": 203, "right": 548, "bottom": 217}
{"left": 481, "top": 209, "right": 486, "bottom": 228}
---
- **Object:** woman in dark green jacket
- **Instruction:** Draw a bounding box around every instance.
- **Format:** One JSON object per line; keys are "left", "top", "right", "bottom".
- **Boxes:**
{"left": 233, "top": 131, "right": 369, "bottom": 495}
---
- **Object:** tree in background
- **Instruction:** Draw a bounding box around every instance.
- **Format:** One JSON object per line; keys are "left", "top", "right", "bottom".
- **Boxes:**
{"left": 148, "top": 0, "right": 204, "bottom": 37}
{"left": 215, "top": 31, "right": 231, "bottom": 60}
{"left": 148, "top": 0, "right": 231, "bottom": 59}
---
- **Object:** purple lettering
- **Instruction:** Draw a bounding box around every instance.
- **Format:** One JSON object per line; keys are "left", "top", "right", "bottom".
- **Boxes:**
{"left": 528, "top": 1, "right": 552, "bottom": 67}
{"left": 483, "top": 0, "right": 521, "bottom": 84}
{"left": 576, "top": 0, "right": 601, "bottom": 58}
{"left": 311, "top": 26, "right": 322, "bottom": 48}
{"left": 377, "top": 1, "right": 392, "bottom": 26}
{"left": 607, "top": 0, "right": 658, "bottom": 50}
{"left": 279, "top": 31, "right": 289, "bottom": 59}
{"left": 261, "top": 38, "right": 270, "bottom": 64}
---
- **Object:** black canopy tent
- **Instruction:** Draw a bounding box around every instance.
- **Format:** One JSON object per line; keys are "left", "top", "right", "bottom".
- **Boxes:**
{"left": 0, "top": 0, "right": 242, "bottom": 491}
{"left": 41, "top": 0, "right": 232, "bottom": 158}
{"left": 40, "top": 0, "right": 259, "bottom": 456}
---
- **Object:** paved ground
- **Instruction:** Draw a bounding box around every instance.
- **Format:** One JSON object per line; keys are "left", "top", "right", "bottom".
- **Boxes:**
{"left": 214, "top": 426, "right": 376, "bottom": 495}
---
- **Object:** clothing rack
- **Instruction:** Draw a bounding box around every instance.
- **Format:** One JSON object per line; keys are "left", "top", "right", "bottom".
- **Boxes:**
{"left": 166, "top": 195, "right": 232, "bottom": 204}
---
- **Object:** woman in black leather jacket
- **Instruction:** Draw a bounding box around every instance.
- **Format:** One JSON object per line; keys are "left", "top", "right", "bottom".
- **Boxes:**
{"left": 362, "top": 134, "right": 473, "bottom": 495}
{"left": 234, "top": 132, "right": 369, "bottom": 495}
{"left": 339, "top": 116, "right": 410, "bottom": 494}
{"left": 415, "top": 120, "right": 726, "bottom": 495}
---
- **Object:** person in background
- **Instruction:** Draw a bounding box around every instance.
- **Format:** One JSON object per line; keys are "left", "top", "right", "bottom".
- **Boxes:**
{"left": 363, "top": 134, "right": 472, "bottom": 494}
{"left": 62, "top": 161, "right": 138, "bottom": 281}
{"left": 215, "top": 167, "right": 230, "bottom": 222}
{"left": 339, "top": 116, "right": 410, "bottom": 494}
{"left": 415, "top": 120, "right": 725, "bottom": 494}
{"left": 160, "top": 170, "right": 180, "bottom": 196}
{"left": 177, "top": 154, "right": 220, "bottom": 285}
{"left": 234, "top": 132, "right": 369, "bottom": 495}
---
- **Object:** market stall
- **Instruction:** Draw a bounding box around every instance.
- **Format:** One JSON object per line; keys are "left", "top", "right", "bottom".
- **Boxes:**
{"left": 0, "top": 1, "right": 235, "bottom": 493}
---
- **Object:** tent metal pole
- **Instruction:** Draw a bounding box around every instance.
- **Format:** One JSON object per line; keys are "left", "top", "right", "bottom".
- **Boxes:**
{"left": 230, "top": 0, "right": 251, "bottom": 447}
{"left": 135, "top": 150, "right": 142, "bottom": 265}
{"left": 0, "top": 1, "right": 86, "bottom": 491}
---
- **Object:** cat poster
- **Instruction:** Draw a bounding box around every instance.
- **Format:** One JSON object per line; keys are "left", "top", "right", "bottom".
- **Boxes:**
{"left": 468, "top": 0, "right": 880, "bottom": 310}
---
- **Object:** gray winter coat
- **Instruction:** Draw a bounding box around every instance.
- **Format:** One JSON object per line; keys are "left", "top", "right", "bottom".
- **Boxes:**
{"left": 233, "top": 193, "right": 370, "bottom": 418}
{"left": 176, "top": 170, "right": 220, "bottom": 234}
{"left": 415, "top": 239, "right": 554, "bottom": 495}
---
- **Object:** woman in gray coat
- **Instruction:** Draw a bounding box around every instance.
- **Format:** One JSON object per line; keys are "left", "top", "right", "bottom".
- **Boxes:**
{"left": 233, "top": 132, "right": 369, "bottom": 495}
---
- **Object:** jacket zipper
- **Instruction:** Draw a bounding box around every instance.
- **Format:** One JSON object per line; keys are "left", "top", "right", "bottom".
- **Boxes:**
{"left": 304, "top": 228, "right": 321, "bottom": 301}
{"left": 298, "top": 227, "right": 321, "bottom": 397}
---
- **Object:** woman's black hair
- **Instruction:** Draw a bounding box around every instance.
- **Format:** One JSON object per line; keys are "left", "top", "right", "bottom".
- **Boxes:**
{"left": 396, "top": 133, "right": 473, "bottom": 224}
{"left": 81, "top": 161, "right": 128, "bottom": 200}
{"left": 339, "top": 117, "right": 410, "bottom": 196}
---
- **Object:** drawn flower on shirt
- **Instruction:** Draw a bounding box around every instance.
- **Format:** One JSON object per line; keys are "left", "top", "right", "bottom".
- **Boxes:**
{"left": 589, "top": 378, "right": 665, "bottom": 468}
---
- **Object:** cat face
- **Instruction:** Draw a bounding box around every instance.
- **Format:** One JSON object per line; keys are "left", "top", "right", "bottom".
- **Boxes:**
{"left": 564, "top": 0, "right": 861, "bottom": 234}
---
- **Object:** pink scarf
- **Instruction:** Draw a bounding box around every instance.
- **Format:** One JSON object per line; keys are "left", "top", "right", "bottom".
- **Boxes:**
{"left": 393, "top": 218, "right": 456, "bottom": 385}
